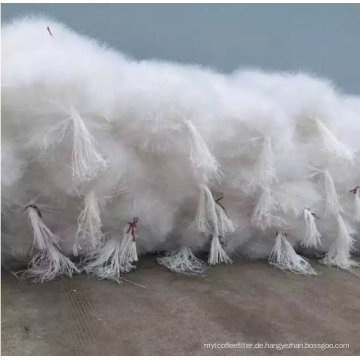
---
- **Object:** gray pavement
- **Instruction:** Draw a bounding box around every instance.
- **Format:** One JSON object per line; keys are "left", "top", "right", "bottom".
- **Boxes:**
{"left": 1, "top": 255, "right": 360, "bottom": 355}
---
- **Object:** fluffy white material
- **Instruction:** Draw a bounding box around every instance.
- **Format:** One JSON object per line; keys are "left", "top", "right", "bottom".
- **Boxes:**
{"left": 2, "top": 16, "right": 359, "bottom": 281}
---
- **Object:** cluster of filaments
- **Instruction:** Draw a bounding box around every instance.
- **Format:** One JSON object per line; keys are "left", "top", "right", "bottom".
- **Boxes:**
{"left": 2, "top": 18, "right": 360, "bottom": 283}
{"left": 14, "top": 112, "right": 360, "bottom": 282}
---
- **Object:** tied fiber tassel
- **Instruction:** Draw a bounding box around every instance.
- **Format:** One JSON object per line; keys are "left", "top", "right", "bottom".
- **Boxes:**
{"left": 158, "top": 247, "right": 205, "bottom": 275}
{"left": 321, "top": 214, "right": 359, "bottom": 270}
{"left": 24, "top": 204, "right": 58, "bottom": 251}
{"left": 21, "top": 243, "right": 80, "bottom": 283}
{"left": 251, "top": 187, "right": 280, "bottom": 231}
{"left": 119, "top": 218, "right": 139, "bottom": 273}
{"left": 323, "top": 170, "right": 343, "bottom": 215}
{"left": 215, "top": 196, "right": 236, "bottom": 236}
{"left": 43, "top": 110, "right": 107, "bottom": 182}
{"left": 251, "top": 138, "right": 280, "bottom": 231}
{"left": 209, "top": 234, "right": 232, "bottom": 265}
{"left": 302, "top": 208, "right": 321, "bottom": 248}
{"left": 269, "top": 232, "right": 317, "bottom": 275}
{"left": 350, "top": 186, "right": 360, "bottom": 222}
{"left": 83, "top": 237, "right": 123, "bottom": 283}
{"left": 184, "top": 120, "right": 219, "bottom": 177}
{"left": 76, "top": 190, "right": 103, "bottom": 252}
{"left": 83, "top": 218, "right": 139, "bottom": 282}
{"left": 251, "top": 137, "right": 277, "bottom": 186}
{"left": 195, "top": 184, "right": 219, "bottom": 233}
{"left": 22, "top": 204, "right": 79, "bottom": 282}
{"left": 314, "top": 117, "right": 354, "bottom": 162}
{"left": 195, "top": 187, "right": 232, "bottom": 264}
{"left": 196, "top": 187, "right": 235, "bottom": 235}
{"left": 71, "top": 112, "right": 107, "bottom": 182}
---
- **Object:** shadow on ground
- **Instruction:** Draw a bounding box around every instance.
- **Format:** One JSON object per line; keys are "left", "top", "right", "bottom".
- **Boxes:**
{"left": 2, "top": 255, "right": 360, "bottom": 355}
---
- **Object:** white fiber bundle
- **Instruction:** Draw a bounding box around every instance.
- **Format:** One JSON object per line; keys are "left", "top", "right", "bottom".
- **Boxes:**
{"left": 2, "top": 16, "right": 359, "bottom": 282}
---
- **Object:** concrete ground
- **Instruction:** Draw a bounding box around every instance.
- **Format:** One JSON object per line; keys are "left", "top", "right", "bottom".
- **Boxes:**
{"left": 2, "top": 255, "right": 360, "bottom": 356}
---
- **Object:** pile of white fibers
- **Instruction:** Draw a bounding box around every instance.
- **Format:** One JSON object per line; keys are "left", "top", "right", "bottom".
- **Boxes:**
{"left": 2, "top": 16, "right": 360, "bottom": 283}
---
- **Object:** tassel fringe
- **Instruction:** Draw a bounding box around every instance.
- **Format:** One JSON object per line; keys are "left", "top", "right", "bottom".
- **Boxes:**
{"left": 83, "top": 237, "right": 124, "bottom": 283}
{"left": 118, "top": 218, "right": 139, "bottom": 273}
{"left": 323, "top": 170, "right": 343, "bottom": 215}
{"left": 215, "top": 197, "right": 236, "bottom": 235}
{"left": 208, "top": 235, "right": 232, "bottom": 265}
{"left": 252, "top": 137, "right": 276, "bottom": 186}
{"left": 23, "top": 204, "right": 79, "bottom": 282}
{"left": 158, "top": 247, "right": 205, "bottom": 274}
{"left": 269, "top": 232, "right": 317, "bottom": 275}
{"left": 321, "top": 174, "right": 358, "bottom": 270}
{"left": 26, "top": 205, "right": 60, "bottom": 250}
{"left": 196, "top": 187, "right": 235, "bottom": 235}
{"left": 251, "top": 187, "right": 281, "bottom": 230}
{"left": 302, "top": 208, "right": 321, "bottom": 248}
{"left": 315, "top": 117, "right": 354, "bottom": 162}
{"left": 184, "top": 120, "right": 219, "bottom": 177}
{"left": 44, "top": 111, "right": 107, "bottom": 182}
{"left": 250, "top": 138, "right": 281, "bottom": 231}
{"left": 321, "top": 214, "right": 358, "bottom": 270}
{"left": 195, "top": 184, "right": 219, "bottom": 233}
{"left": 195, "top": 187, "right": 233, "bottom": 264}
{"left": 76, "top": 191, "right": 103, "bottom": 249}
{"left": 83, "top": 218, "right": 139, "bottom": 281}
{"left": 21, "top": 243, "right": 80, "bottom": 282}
